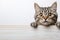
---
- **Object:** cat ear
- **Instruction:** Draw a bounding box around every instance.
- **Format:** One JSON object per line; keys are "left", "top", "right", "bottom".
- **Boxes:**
{"left": 51, "top": 2, "right": 57, "bottom": 11}
{"left": 34, "top": 3, "right": 40, "bottom": 12}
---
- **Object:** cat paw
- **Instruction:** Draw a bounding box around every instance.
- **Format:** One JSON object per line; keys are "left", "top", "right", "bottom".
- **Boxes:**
{"left": 56, "top": 22, "right": 60, "bottom": 29}
{"left": 31, "top": 22, "right": 38, "bottom": 28}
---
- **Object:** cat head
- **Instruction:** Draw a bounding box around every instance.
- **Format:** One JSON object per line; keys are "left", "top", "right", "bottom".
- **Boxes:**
{"left": 34, "top": 2, "right": 58, "bottom": 26}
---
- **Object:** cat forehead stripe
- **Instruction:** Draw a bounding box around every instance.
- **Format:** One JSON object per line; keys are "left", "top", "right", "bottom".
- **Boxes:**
{"left": 40, "top": 7, "right": 49, "bottom": 13}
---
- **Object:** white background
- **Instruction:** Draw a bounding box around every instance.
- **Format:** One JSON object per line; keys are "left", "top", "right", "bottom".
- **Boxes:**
{"left": 0, "top": 0, "right": 60, "bottom": 25}
{"left": 0, "top": 0, "right": 60, "bottom": 40}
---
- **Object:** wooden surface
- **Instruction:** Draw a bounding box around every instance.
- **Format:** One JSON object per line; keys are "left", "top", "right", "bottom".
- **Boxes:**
{"left": 0, "top": 25, "right": 60, "bottom": 40}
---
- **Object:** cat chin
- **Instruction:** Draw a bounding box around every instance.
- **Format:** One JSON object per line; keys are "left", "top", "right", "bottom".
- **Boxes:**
{"left": 42, "top": 24, "right": 50, "bottom": 26}
{"left": 40, "top": 22, "right": 51, "bottom": 26}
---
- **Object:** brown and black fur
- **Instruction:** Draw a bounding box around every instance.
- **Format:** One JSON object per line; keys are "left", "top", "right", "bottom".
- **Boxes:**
{"left": 31, "top": 2, "right": 60, "bottom": 29}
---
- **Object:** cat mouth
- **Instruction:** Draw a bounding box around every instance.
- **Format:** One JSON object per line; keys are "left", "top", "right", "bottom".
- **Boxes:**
{"left": 43, "top": 22, "right": 48, "bottom": 24}
{"left": 42, "top": 21, "right": 50, "bottom": 25}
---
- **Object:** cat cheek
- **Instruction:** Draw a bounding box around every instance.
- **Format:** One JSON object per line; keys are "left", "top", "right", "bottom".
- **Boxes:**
{"left": 39, "top": 19, "right": 45, "bottom": 22}
{"left": 35, "top": 18, "right": 39, "bottom": 22}
{"left": 47, "top": 19, "right": 52, "bottom": 22}
{"left": 51, "top": 15, "right": 54, "bottom": 17}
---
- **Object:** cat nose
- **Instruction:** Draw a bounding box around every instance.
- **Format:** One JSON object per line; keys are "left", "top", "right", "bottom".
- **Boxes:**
{"left": 43, "top": 16, "right": 48, "bottom": 20}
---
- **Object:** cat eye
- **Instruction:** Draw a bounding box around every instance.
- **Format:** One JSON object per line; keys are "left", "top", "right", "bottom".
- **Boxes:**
{"left": 49, "top": 13, "right": 52, "bottom": 16}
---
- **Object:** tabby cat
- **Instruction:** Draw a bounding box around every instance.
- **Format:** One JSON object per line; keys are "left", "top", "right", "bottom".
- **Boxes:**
{"left": 31, "top": 2, "right": 60, "bottom": 28}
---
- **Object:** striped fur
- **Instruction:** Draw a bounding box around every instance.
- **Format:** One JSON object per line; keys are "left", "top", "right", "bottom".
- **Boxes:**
{"left": 31, "top": 2, "right": 59, "bottom": 28}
